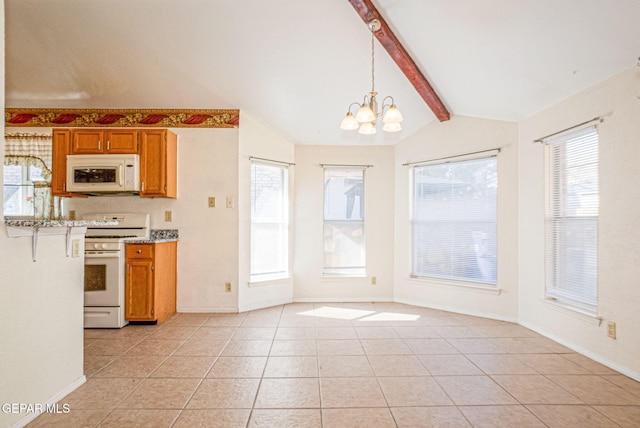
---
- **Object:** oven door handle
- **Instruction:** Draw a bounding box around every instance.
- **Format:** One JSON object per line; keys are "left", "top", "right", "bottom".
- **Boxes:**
{"left": 85, "top": 251, "right": 121, "bottom": 258}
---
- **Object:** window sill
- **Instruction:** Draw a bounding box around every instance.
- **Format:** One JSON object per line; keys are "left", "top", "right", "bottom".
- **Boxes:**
{"left": 540, "top": 298, "right": 602, "bottom": 325}
{"left": 407, "top": 276, "right": 501, "bottom": 295}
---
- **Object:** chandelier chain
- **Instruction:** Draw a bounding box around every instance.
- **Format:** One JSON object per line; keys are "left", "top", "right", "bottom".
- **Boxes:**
{"left": 339, "top": 19, "right": 402, "bottom": 134}
{"left": 371, "top": 30, "right": 375, "bottom": 93}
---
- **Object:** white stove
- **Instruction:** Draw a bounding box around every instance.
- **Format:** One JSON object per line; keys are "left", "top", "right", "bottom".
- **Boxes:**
{"left": 82, "top": 213, "right": 150, "bottom": 328}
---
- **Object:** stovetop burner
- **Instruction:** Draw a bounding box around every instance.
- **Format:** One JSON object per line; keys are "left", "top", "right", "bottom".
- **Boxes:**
{"left": 82, "top": 213, "right": 151, "bottom": 241}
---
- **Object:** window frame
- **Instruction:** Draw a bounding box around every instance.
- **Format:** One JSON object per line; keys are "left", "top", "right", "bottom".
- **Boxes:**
{"left": 544, "top": 126, "right": 599, "bottom": 313}
{"left": 3, "top": 163, "right": 45, "bottom": 217}
{"left": 249, "top": 160, "right": 290, "bottom": 282}
{"left": 410, "top": 154, "right": 498, "bottom": 286}
{"left": 322, "top": 166, "right": 366, "bottom": 277}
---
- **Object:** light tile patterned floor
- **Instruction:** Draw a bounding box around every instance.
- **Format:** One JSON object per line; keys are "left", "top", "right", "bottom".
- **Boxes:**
{"left": 28, "top": 302, "right": 640, "bottom": 427}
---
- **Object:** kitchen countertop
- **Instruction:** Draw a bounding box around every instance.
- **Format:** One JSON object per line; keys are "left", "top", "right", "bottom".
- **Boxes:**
{"left": 125, "top": 229, "right": 179, "bottom": 243}
{"left": 4, "top": 218, "right": 120, "bottom": 261}
{"left": 5, "top": 218, "right": 119, "bottom": 228}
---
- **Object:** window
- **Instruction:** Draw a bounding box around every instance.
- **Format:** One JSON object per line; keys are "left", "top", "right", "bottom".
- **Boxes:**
{"left": 412, "top": 155, "right": 497, "bottom": 284}
{"left": 4, "top": 133, "right": 54, "bottom": 218}
{"left": 545, "top": 126, "right": 599, "bottom": 312}
{"left": 3, "top": 164, "right": 45, "bottom": 217}
{"left": 323, "top": 167, "right": 365, "bottom": 276}
{"left": 250, "top": 162, "right": 289, "bottom": 281}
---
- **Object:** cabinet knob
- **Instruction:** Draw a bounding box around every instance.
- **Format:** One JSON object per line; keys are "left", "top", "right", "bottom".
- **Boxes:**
{"left": 136, "top": 249, "right": 142, "bottom": 254}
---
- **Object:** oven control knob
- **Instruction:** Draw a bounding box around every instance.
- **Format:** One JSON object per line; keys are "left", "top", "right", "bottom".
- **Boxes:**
{"left": 93, "top": 243, "right": 101, "bottom": 249}
{"left": 101, "top": 243, "right": 108, "bottom": 249}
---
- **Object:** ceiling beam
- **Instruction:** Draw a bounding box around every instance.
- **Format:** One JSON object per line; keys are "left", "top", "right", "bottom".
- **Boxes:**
{"left": 348, "top": 0, "right": 450, "bottom": 122}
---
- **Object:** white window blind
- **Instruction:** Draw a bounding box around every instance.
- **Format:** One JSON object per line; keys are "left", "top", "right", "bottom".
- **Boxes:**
{"left": 411, "top": 156, "right": 497, "bottom": 284}
{"left": 323, "top": 167, "right": 365, "bottom": 276}
{"left": 250, "top": 162, "right": 289, "bottom": 281}
{"left": 545, "top": 126, "right": 599, "bottom": 311}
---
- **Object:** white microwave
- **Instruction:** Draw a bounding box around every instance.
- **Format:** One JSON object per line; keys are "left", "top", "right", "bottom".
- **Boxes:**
{"left": 66, "top": 154, "right": 140, "bottom": 194}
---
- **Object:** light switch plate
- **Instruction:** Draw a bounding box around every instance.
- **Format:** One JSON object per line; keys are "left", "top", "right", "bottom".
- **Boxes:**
{"left": 208, "top": 197, "right": 216, "bottom": 208}
{"left": 71, "top": 240, "right": 81, "bottom": 258}
{"left": 165, "top": 211, "right": 172, "bottom": 222}
{"left": 607, "top": 321, "right": 616, "bottom": 339}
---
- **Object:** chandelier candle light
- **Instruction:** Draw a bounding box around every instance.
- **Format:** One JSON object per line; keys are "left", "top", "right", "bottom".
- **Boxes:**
{"left": 340, "top": 19, "right": 403, "bottom": 135}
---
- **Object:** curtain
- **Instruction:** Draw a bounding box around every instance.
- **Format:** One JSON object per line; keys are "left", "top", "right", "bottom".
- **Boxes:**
{"left": 4, "top": 133, "right": 53, "bottom": 181}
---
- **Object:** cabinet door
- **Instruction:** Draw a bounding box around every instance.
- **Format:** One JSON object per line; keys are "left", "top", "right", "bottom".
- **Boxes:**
{"left": 140, "top": 130, "right": 167, "bottom": 197}
{"left": 140, "top": 129, "right": 177, "bottom": 198}
{"left": 105, "top": 129, "right": 139, "bottom": 153}
{"left": 125, "top": 259, "right": 155, "bottom": 321}
{"left": 71, "top": 129, "right": 104, "bottom": 154}
{"left": 154, "top": 241, "right": 177, "bottom": 324}
{"left": 51, "top": 129, "right": 72, "bottom": 196}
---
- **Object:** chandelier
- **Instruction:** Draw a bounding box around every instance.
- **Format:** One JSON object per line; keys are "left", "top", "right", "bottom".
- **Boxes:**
{"left": 340, "top": 19, "right": 403, "bottom": 135}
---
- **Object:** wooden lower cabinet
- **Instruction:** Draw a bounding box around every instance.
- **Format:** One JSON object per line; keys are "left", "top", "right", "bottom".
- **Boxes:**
{"left": 125, "top": 241, "right": 177, "bottom": 324}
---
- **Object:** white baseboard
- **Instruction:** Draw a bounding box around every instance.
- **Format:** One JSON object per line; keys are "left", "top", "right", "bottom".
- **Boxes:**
{"left": 11, "top": 375, "right": 86, "bottom": 428}
{"left": 177, "top": 306, "right": 239, "bottom": 313}
{"left": 393, "top": 296, "right": 518, "bottom": 323}
{"left": 294, "top": 297, "right": 393, "bottom": 303}
{"left": 239, "top": 297, "right": 294, "bottom": 313}
{"left": 519, "top": 320, "right": 640, "bottom": 382}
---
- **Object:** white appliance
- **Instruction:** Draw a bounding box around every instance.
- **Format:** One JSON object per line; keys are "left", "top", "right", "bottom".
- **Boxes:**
{"left": 83, "top": 213, "right": 150, "bottom": 328}
{"left": 66, "top": 154, "right": 140, "bottom": 194}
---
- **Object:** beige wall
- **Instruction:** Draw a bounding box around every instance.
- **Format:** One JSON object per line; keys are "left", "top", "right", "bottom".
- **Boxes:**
{"left": 293, "top": 144, "right": 395, "bottom": 301}
{"left": 237, "top": 111, "right": 296, "bottom": 311}
{"left": 393, "top": 115, "right": 520, "bottom": 321}
{"left": 0, "top": 4, "right": 87, "bottom": 424}
{"left": 0, "top": 233, "right": 87, "bottom": 428}
{"left": 67, "top": 128, "right": 241, "bottom": 313}
{"left": 518, "top": 67, "right": 640, "bottom": 378}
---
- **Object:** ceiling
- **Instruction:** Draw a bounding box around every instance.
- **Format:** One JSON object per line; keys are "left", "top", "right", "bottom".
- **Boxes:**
{"left": 5, "top": 0, "right": 640, "bottom": 145}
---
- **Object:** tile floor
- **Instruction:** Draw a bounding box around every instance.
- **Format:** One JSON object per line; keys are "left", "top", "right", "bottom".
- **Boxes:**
{"left": 29, "top": 302, "right": 640, "bottom": 427}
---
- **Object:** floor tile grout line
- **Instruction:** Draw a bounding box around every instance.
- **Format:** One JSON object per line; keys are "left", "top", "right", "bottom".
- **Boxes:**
{"left": 245, "top": 307, "right": 284, "bottom": 427}
{"left": 91, "top": 316, "right": 206, "bottom": 426}
{"left": 33, "top": 303, "right": 640, "bottom": 427}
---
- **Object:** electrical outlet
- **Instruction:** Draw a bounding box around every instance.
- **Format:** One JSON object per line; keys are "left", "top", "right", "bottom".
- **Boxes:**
{"left": 607, "top": 321, "right": 616, "bottom": 339}
{"left": 69, "top": 210, "right": 76, "bottom": 220}
{"left": 371, "top": 276, "right": 377, "bottom": 285}
{"left": 226, "top": 196, "right": 234, "bottom": 209}
{"left": 165, "top": 210, "right": 172, "bottom": 222}
{"left": 208, "top": 197, "right": 216, "bottom": 208}
{"left": 225, "top": 282, "right": 232, "bottom": 292}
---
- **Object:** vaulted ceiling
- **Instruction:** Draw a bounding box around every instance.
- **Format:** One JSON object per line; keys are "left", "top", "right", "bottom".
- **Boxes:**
{"left": 5, "top": 0, "right": 640, "bottom": 145}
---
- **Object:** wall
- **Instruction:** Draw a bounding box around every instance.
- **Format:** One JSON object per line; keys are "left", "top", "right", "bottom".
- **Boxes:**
{"left": 293, "top": 144, "right": 395, "bottom": 301}
{"left": 67, "top": 128, "right": 240, "bottom": 313}
{"left": 393, "top": 115, "right": 520, "bottom": 321}
{"left": 237, "top": 112, "right": 296, "bottom": 311}
{"left": 518, "top": 67, "right": 640, "bottom": 378}
{"left": 0, "top": 5, "right": 86, "bottom": 425}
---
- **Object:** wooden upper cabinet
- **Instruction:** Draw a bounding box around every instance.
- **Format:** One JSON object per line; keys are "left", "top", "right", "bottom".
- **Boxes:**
{"left": 51, "top": 129, "right": 73, "bottom": 196}
{"left": 71, "top": 129, "right": 139, "bottom": 154}
{"left": 51, "top": 127, "right": 177, "bottom": 199}
{"left": 140, "top": 129, "right": 177, "bottom": 198}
